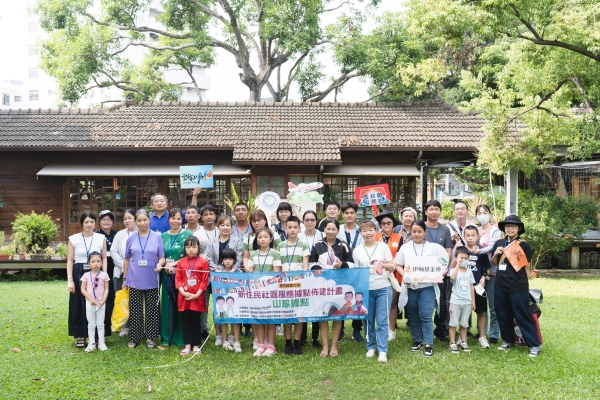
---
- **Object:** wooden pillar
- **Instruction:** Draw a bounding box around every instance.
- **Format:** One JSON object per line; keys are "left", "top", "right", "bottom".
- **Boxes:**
{"left": 505, "top": 168, "right": 518, "bottom": 215}
{"left": 570, "top": 246, "right": 579, "bottom": 269}
{"left": 421, "top": 161, "right": 429, "bottom": 218}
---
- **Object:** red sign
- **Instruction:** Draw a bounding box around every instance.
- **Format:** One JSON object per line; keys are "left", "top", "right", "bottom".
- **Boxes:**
{"left": 354, "top": 184, "right": 391, "bottom": 207}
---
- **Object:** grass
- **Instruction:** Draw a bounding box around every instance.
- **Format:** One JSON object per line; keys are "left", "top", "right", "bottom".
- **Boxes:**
{"left": 1, "top": 278, "right": 599, "bottom": 399}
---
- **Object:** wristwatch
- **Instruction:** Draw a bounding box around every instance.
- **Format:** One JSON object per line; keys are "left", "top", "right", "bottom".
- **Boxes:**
{"left": 67, "top": 276, "right": 73, "bottom": 280}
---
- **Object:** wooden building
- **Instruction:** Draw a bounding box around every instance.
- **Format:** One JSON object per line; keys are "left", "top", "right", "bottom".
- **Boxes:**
{"left": 0, "top": 101, "right": 484, "bottom": 240}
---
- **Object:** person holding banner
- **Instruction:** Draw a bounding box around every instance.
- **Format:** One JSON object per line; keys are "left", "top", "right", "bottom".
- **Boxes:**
{"left": 352, "top": 220, "right": 395, "bottom": 363}
{"left": 246, "top": 228, "right": 283, "bottom": 356}
{"left": 309, "top": 219, "right": 354, "bottom": 357}
{"left": 160, "top": 208, "right": 192, "bottom": 346}
{"left": 122, "top": 209, "right": 165, "bottom": 349}
{"left": 491, "top": 215, "right": 541, "bottom": 357}
{"left": 395, "top": 220, "right": 449, "bottom": 358}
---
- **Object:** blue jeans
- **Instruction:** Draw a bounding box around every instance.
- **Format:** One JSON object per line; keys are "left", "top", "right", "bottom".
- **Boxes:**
{"left": 366, "top": 286, "right": 391, "bottom": 353}
{"left": 485, "top": 275, "right": 500, "bottom": 339}
{"left": 407, "top": 286, "right": 435, "bottom": 345}
{"left": 495, "top": 289, "right": 540, "bottom": 349}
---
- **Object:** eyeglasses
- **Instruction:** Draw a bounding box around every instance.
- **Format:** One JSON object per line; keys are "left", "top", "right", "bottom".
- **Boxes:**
{"left": 251, "top": 218, "right": 265, "bottom": 223}
{"left": 380, "top": 221, "right": 394, "bottom": 226}
{"left": 304, "top": 219, "right": 317, "bottom": 223}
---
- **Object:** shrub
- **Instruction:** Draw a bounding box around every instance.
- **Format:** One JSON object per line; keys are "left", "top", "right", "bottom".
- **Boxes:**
{"left": 10, "top": 211, "right": 59, "bottom": 252}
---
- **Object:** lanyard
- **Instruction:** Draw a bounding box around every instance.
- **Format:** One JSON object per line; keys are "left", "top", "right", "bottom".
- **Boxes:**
{"left": 82, "top": 233, "right": 94, "bottom": 259}
{"left": 219, "top": 238, "right": 230, "bottom": 252}
{"left": 235, "top": 224, "right": 250, "bottom": 239}
{"left": 413, "top": 242, "right": 425, "bottom": 257}
{"left": 138, "top": 232, "right": 150, "bottom": 259}
{"left": 306, "top": 233, "right": 316, "bottom": 253}
{"left": 169, "top": 228, "right": 182, "bottom": 257}
{"left": 345, "top": 227, "right": 359, "bottom": 248}
{"left": 90, "top": 271, "right": 100, "bottom": 301}
{"left": 278, "top": 223, "right": 288, "bottom": 241}
{"left": 187, "top": 256, "right": 198, "bottom": 274}
{"left": 363, "top": 243, "right": 379, "bottom": 265}
{"left": 206, "top": 229, "right": 217, "bottom": 243}
{"left": 327, "top": 243, "right": 336, "bottom": 265}
{"left": 285, "top": 240, "right": 299, "bottom": 266}
{"left": 259, "top": 249, "right": 270, "bottom": 272}
{"left": 382, "top": 234, "right": 390, "bottom": 244}
{"left": 427, "top": 227, "right": 439, "bottom": 244}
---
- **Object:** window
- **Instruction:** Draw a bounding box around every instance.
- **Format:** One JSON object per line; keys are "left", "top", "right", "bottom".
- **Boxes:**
{"left": 48, "top": 89, "right": 54, "bottom": 96}
{"left": 1, "top": 94, "right": 9, "bottom": 106}
{"left": 14, "top": 96, "right": 21, "bottom": 102}
{"left": 29, "top": 45, "right": 39, "bottom": 56}
{"left": 257, "top": 175, "right": 285, "bottom": 197}
{"left": 29, "top": 90, "right": 39, "bottom": 101}
{"left": 28, "top": 23, "right": 39, "bottom": 33}
{"left": 29, "top": 68, "right": 39, "bottom": 78}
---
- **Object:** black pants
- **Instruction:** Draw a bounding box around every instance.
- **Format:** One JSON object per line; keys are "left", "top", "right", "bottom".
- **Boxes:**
{"left": 300, "top": 322, "right": 320, "bottom": 342}
{"left": 129, "top": 288, "right": 160, "bottom": 343}
{"left": 182, "top": 310, "right": 202, "bottom": 347}
{"left": 68, "top": 263, "right": 88, "bottom": 338}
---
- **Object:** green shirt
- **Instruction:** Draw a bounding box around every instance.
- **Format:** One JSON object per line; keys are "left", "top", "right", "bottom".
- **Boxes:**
{"left": 277, "top": 240, "right": 310, "bottom": 271}
{"left": 243, "top": 231, "right": 282, "bottom": 253}
{"left": 161, "top": 230, "right": 192, "bottom": 261}
{"left": 248, "top": 249, "right": 282, "bottom": 273}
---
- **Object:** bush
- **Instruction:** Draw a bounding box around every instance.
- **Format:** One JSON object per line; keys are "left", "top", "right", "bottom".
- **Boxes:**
{"left": 10, "top": 211, "right": 59, "bottom": 252}
{"left": 441, "top": 201, "right": 455, "bottom": 220}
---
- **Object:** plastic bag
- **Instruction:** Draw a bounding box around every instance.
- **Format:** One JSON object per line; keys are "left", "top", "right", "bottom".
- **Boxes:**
{"left": 397, "top": 283, "right": 408, "bottom": 311}
{"left": 111, "top": 287, "right": 129, "bottom": 332}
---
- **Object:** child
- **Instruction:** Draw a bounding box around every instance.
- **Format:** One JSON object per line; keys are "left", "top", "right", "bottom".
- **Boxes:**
{"left": 247, "top": 227, "right": 282, "bottom": 356}
{"left": 80, "top": 251, "right": 110, "bottom": 352}
{"left": 175, "top": 236, "right": 209, "bottom": 355}
{"left": 277, "top": 216, "right": 309, "bottom": 355}
{"left": 463, "top": 226, "right": 492, "bottom": 348}
{"left": 218, "top": 248, "right": 242, "bottom": 353}
{"left": 448, "top": 246, "right": 476, "bottom": 354}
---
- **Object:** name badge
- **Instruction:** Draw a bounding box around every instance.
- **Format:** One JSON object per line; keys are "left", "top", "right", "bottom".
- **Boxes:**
{"left": 106, "top": 251, "right": 111, "bottom": 257}
{"left": 187, "top": 278, "right": 197, "bottom": 286}
{"left": 138, "top": 259, "right": 148, "bottom": 267}
{"left": 499, "top": 263, "right": 507, "bottom": 271}
{"left": 83, "top": 264, "right": 91, "bottom": 271}
{"left": 166, "top": 258, "right": 174, "bottom": 264}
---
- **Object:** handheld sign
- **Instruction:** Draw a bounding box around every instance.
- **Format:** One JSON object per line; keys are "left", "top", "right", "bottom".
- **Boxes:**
{"left": 354, "top": 184, "right": 391, "bottom": 216}
{"left": 180, "top": 165, "right": 214, "bottom": 189}
{"left": 288, "top": 182, "right": 324, "bottom": 213}
{"left": 255, "top": 191, "right": 281, "bottom": 220}
{"left": 403, "top": 255, "right": 448, "bottom": 284}
{"left": 504, "top": 241, "right": 528, "bottom": 272}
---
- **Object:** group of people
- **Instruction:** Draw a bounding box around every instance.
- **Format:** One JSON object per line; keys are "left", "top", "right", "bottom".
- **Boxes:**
{"left": 67, "top": 191, "right": 542, "bottom": 360}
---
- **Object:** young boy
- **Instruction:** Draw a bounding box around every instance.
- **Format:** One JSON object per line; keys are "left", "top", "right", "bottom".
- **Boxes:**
{"left": 463, "top": 226, "right": 492, "bottom": 348}
{"left": 277, "top": 216, "right": 309, "bottom": 355}
{"left": 448, "top": 246, "right": 475, "bottom": 353}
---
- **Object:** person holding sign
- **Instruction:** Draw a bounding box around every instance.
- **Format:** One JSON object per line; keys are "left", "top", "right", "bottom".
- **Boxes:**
{"left": 395, "top": 220, "right": 449, "bottom": 358}
{"left": 122, "top": 209, "right": 165, "bottom": 349}
{"left": 352, "top": 221, "right": 395, "bottom": 363}
{"left": 491, "top": 215, "right": 541, "bottom": 357}
{"left": 277, "top": 216, "right": 310, "bottom": 356}
{"left": 67, "top": 212, "right": 108, "bottom": 349}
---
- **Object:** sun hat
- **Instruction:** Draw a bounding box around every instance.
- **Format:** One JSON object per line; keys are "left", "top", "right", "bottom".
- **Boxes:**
{"left": 98, "top": 210, "right": 116, "bottom": 221}
{"left": 375, "top": 211, "right": 400, "bottom": 228}
{"left": 498, "top": 214, "right": 525, "bottom": 234}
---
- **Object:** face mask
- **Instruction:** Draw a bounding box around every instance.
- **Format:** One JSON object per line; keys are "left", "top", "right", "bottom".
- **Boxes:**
{"left": 459, "top": 260, "right": 469, "bottom": 268}
{"left": 477, "top": 215, "right": 490, "bottom": 225}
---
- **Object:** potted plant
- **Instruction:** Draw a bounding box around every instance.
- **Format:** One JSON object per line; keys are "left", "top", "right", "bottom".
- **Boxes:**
{"left": 0, "top": 244, "right": 15, "bottom": 261}
{"left": 11, "top": 211, "right": 59, "bottom": 259}
{"left": 44, "top": 246, "right": 56, "bottom": 260}
{"left": 0, "top": 231, "right": 5, "bottom": 246}
{"left": 57, "top": 243, "right": 67, "bottom": 260}
{"left": 29, "top": 244, "right": 44, "bottom": 261}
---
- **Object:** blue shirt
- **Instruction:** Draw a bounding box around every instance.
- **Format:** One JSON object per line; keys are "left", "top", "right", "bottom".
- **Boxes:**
{"left": 125, "top": 231, "right": 165, "bottom": 290}
{"left": 149, "top": 212, "right": 170, "bottom": 233}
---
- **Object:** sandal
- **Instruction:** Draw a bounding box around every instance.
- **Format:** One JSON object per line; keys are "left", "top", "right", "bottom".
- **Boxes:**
{"left": 76, "top": 338, "right": 87, "bottom": 348}
{"left": 146, "top": 340, "right": 157, "bottom": 349}
{"left": 320, "top": 349, "right": 329, "bottom": 357}
{"left": 329, "top": 348, "right": 339, "bottom": 357}
{"left": 180, "top": 348, "right": 191, "bottom": 356}
{"left": 127, "top": 341, "right": 138, "bottom": 348}
{"left": 193, "top": 347, "right": 201, "bottom": 354}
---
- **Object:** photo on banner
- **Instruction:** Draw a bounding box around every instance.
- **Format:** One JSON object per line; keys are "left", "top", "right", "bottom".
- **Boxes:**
{"left": 180, "top": 165, "right": 214, "bottom": 189}
{"left": 210, "top": 268, "right": 370, "bottom": 324}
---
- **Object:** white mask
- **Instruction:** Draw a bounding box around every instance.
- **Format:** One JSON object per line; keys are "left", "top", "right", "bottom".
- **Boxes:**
{"left": 477, "top": 215, "right": 490, "bottom": 225}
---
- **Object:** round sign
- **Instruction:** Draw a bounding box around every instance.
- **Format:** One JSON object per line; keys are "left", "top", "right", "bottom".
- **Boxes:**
{"left": 255, "top": 191, "right": 281, "bottom": 212}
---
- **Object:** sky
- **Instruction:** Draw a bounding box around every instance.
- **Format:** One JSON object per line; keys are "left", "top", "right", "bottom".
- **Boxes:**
{"left": 0, "top": 0, "right": 405, "bottom": 103}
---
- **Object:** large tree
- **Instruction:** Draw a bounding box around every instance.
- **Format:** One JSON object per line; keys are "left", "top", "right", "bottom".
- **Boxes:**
{"left": 35, "top": 0, "right": 379, "bottom": 105}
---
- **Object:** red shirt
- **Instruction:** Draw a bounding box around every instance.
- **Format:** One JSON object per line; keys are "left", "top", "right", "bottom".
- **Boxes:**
{"left": 175, "top": 256, "right": 210, "bottom": 312}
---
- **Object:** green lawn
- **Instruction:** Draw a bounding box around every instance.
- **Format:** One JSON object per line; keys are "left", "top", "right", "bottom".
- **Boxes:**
{"left": 1, "top": 278, "right": 599, "bottom": 399}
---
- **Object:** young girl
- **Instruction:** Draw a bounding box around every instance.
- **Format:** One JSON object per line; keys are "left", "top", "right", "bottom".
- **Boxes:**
{"left": 80, "top": 251, "right": 110, "bottom": 352}
{"left": 247, "top": 228, "right": 282, "bottom": 356}
{"left": 218, "top": 248, "right": 242, "bottom": 353}
{"left": 175, "top": 236, "right": 209, "bottom": 355}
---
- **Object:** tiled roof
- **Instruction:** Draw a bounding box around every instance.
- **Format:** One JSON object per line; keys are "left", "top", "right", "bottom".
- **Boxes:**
{"left": 0, "top": 101, "right": 489, "bottom": 163}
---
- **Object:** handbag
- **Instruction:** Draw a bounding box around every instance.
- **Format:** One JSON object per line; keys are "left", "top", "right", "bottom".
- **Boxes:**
{"left": 388, "top": 271, "right": 402, "bottom": 292}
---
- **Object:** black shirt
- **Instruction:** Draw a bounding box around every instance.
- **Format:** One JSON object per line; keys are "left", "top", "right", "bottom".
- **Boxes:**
{"left": 491, "top": 238, "right": 532, "bottom": 293}
{"left": 96, "top": 228, "right": 117, "bottom": 278}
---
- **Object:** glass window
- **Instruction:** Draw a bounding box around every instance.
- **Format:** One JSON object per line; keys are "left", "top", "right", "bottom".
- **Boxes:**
{"left": 257, "top": 175, "right": 285, "bottom": 197}
{"left": 29, "top": 45, "right": 39, "bottom": 56}
{"left": 29, "top": 68, "right": 39, "bottom": 79}
{"left": 29, "top": 90, "right": 39, "bottom": 101}
{"left": 14, "top": 96, "right": 21, "bottom": 102}
{"left": 1, "top": 94, "right": 9, "bottom": 106}
{"left": 28, "top": 23, "right": 39, "bottom": 33}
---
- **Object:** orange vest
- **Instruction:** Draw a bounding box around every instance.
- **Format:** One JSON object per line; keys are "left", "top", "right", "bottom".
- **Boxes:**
{"left": 375, "top": 231, "right": 402, "bottom": 257}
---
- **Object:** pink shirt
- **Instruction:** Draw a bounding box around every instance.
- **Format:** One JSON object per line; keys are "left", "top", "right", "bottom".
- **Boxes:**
{"left": 81, "top": 271, "right": 110, "bottom": 302}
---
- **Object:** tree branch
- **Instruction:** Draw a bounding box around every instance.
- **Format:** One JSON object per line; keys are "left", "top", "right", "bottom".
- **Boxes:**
{"left": 506, "top": 78, "right": 571, "bottom": 124}
{"left": 569, "top": 76, "right": 595, "bottom": 114}
{"left": 304, "top": 71, "right": 358, "bottom": 102}
{"left": 186, "top": 0, "right": 230, "bottom": 27}
{"left": 364, "top": 84, "right": 390, "bottom": 102}
{"left": 324, "top": 1, "right": 350, "bottom": 12}
{"left": 97, "top": 69, "right": 149, "bottom": 101}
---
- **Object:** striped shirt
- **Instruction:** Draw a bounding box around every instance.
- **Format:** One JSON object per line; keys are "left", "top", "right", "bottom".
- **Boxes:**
{"left": 277, "top": 240, "right": 310, "bottom": 271}
{"left": 242, "top": 232, "right": 282, "bottom": 253}
{"left": 247, "top": 249, "right": 282, "bottom": 273}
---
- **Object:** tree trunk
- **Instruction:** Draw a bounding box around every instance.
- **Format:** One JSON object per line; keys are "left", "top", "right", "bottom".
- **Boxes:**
{"left": 248, "top": 85, "right": 262, "bottom": 102}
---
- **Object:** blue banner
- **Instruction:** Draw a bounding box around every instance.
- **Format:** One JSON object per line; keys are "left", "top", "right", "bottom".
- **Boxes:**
{"left": 179, "top": 165, "right": 214, "bottom": 189}
{"left": 210, "top": 269, "right": 370, "bottom": 324}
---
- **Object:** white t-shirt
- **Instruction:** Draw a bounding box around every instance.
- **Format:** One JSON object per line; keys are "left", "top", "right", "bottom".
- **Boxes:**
{"left": 193, "top": 226, "right": 219, "bottom": 254}
{"left": 69, "top": 232, "right": 106, "bottom": 264}
{"left": 299, "top": 230, "right": 324, "bottom": 254}
{"left": 352, "top": 242, "right": 393, "bottom": 290}
{"left": 395, "top": 241, "right": 448, "bottom": 288}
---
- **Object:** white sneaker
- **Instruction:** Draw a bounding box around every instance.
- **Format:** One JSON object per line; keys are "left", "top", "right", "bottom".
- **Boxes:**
{"left": 366, "top": 349, "right": 375, "bottom": 358}
{"left": 262, "top": 345, "right": 277, "bottom": 356}
{"left": 253, "top": 345, "right": 265, "bottom": 357}
{"left": 227, "top": 334, "right": 235, "bottom": 346}
{"left": 388, "top": 330, "right": 396, "bottom": 341}
{"left": 119, "top": 327, "right": 129, "bottom": 337}
{"left": 478, "top": 336, "right": 490, "bottom": 349}
{"left": 97, "top": 343, "right": 108, "bottom": 351}
{"left": 233, "top": 342, "right": 242, "bottom": 353}
{"left": 378, "top": 352, "right": 387, "bottom": 363}
{"left": 276, "top": 325, "right": 284, "bottom": 336}
{"left": 215, "top": 336, "right": 223, "bottom": 346}
{"left": 84, "top": 344, "right": 96, "bottom": 353}
{"left": 223, "top": 342, "right": 234, "bottom": 351}
{"left": 253, "top": 338, "right": 259, "bottom": 350}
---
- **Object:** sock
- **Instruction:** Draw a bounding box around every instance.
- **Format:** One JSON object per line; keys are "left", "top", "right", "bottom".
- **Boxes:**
{"left": 285, "top": 339, "right": 292, "bottom": 347}
{"left": 293, "top": 340, "right": 300, "bottom": 348}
